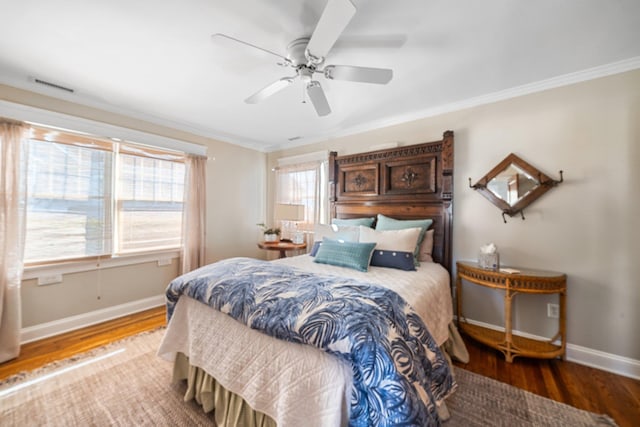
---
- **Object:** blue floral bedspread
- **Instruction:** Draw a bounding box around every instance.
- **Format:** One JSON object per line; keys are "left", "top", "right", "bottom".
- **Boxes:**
{"left": 166, "top": 257, "right": 455, "bottom": 426}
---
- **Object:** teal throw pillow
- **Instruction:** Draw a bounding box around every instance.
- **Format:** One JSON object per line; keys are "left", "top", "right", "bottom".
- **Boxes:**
{"left": 313, "top": 238, "right": 377, "bottom": 272}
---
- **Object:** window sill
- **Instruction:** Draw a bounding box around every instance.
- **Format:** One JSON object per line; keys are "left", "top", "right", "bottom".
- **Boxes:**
{"left": 22, "top": 249, "right": 181, "bottom": 281}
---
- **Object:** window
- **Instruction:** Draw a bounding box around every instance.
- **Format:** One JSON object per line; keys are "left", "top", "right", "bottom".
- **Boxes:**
{"left": 117, "top": 148, "right": 185, "bottom": 253}
{"left": 274, "top": 158, "right": 328, "bottom": 238}
{"left": 23, "top": 127, "right": 185, "bottom": 265}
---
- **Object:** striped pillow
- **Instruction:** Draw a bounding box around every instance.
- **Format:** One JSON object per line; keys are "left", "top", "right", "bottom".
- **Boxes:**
{"left": 313, "top": 238, "right": 377, "bottom": 272}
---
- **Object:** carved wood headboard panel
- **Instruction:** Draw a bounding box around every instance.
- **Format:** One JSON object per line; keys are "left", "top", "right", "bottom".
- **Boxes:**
{"left": 329, "top": 131, "right": 454, "bottom": 275}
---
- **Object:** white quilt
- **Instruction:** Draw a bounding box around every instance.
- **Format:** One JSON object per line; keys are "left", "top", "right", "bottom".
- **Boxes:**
{"left": 157, "top": 255, "right": 453, "bottom": 427}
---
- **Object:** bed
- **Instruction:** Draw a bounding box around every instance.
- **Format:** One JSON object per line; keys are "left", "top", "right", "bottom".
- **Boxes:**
{"left": 158, "top": 131, "right": 467, "bottom": 426}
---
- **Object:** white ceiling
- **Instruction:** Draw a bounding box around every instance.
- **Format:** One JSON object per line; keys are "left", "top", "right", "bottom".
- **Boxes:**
{"left": 1, "top": 0, "right": 639, "bottom": 152}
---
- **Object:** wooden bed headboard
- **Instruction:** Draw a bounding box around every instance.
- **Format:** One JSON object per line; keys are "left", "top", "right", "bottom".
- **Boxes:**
{"left": 329, "top": 131, "right": 454, "bottom": 275}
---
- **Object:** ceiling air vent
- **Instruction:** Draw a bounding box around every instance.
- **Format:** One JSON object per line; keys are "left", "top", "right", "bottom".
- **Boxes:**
{"left": 30, "top": 77, "right": 75, "bottom": 93}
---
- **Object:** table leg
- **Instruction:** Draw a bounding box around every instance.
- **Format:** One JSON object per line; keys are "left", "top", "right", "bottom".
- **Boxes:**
{"left": 504, "top": 285, "right": 514, "bottom": 362}
{"left": 559, "top": 290, "right": 567, "bottom": 360}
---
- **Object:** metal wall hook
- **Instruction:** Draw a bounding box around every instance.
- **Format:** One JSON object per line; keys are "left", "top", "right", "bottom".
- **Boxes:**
{"left": 539, "top": 170, "right": 563, "bottom": 187}
{"left": 502, "top": 210, "right": 525, "bottom": 224}
{"left": 468, "top": 177, "right": 487, "bottom": 190}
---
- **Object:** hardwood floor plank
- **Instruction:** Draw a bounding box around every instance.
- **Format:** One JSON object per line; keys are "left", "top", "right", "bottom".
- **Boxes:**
{"left": 0, "top": 306, "right": 166, "bottom": 380}
{"left": 453, "top": 338, "right": 640, "bottom": 427}
{"left": 1, "top": 307, "right": 638, "bottom": 426}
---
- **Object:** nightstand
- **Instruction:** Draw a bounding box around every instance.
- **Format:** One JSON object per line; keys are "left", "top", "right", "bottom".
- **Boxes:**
{"left": 456, "top": 260, "right": 567, "bottom": 362}
{"left": 257, "top": 241, "right": 307, "bottom": 258}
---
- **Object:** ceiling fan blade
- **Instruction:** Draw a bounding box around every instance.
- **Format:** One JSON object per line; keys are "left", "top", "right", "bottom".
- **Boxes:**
{"left": 306, "top": 0, "right": 356, "bottom": 61}
{"left": 212, "top": 33, "right": 288, "bottom": 63}
{"left": 333, "top": 34, "right": 408, "bottom": 50}
{"left": 306, "top": 81, "right": 331, "bottom": 116}
{"left": 245, "top": 77, "right": 294, "bottom": 104}
{"left": 324, "top": 65, "right": 393, "bottom": 84}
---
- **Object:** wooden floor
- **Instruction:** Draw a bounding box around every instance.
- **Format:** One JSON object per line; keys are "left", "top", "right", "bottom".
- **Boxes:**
{"left": 0, "top": 306, "right": 166, "bottom": 381}
{"left": 452, "top": 338, "right": 640, "bottom": 427}
{"left": 1, "top": 307, "right": 638, "bottom": 426}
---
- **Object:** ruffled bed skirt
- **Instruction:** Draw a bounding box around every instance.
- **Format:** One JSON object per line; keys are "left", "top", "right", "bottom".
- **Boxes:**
{"left": 172, "top": 323, "right": 468, "bottom": 427}
{"left": 173, "top": 352, "right": 277, "bottom": 427}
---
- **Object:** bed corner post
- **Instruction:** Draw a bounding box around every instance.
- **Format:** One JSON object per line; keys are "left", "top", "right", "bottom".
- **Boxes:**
{"left": 441, "top": 131, "right": 454, "bottom": 275}
{"left": 329, "top": 151, "right": 338, "bottom": 219}
{"left": 441, "top": 130, "right": 454, "bottom": 200}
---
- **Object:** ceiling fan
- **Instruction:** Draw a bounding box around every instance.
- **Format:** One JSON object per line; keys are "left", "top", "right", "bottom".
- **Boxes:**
{"left": 212, "top": 0, "right": 393, "bottom": 117}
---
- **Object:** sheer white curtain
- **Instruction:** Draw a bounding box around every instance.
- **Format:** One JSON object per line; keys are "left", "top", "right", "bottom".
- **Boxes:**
{"left": 274, "top": 159, "right": 328, "bottom": 241}
{"left": 0, "top": 119, "right": 28, "bottom": 362}
{"left": 180, "top": 154, "right": 207, "bottom": 275}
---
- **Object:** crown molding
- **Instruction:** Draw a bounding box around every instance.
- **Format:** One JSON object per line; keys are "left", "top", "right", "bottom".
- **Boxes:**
{"left": 269, "top": 56, "right": 640, "bottom": 152}
{"left": 3, "top": 56, "right": 639, "bottom": 153}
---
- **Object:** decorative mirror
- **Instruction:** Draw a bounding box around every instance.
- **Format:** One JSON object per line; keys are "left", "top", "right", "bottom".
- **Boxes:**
{"left": 469, "top": 153, "right": 563, "bottom": 223}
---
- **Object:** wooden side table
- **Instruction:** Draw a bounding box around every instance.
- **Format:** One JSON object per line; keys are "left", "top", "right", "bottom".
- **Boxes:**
{"left": 456, "top": 260, "right": 567, "bottom": 362}
{"left": 258, "top": 241, "right": 307, "bottom": 258}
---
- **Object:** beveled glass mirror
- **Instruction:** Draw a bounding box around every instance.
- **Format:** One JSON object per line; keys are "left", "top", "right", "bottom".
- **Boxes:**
{"left": 469, "top": 153, "right": 563, "bottom": 223}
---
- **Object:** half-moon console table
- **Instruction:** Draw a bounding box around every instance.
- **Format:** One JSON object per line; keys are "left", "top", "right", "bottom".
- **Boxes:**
{"left": 456, "top": 261, "right": 566, "bottom": 362}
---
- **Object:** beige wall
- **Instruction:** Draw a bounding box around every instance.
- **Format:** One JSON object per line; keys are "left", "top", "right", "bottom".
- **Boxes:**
{"left": 21, "top": 261, "right": 179, "bottom": 327}
{"left": 1, "top": 84, "right": 267, "bottom": 327}
{"left": 268, "top": 70, "right": 640, "bottom": 360}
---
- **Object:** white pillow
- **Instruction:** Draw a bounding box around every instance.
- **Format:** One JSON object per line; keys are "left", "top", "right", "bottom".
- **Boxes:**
{"left": 358, "top": 226, "right": 422, "bottom": 252}
{"left": 419, "top": 229, "right": 435, "bottom": 263}
{"left": 312, "top": 224, "right": 360, "bottom": 243}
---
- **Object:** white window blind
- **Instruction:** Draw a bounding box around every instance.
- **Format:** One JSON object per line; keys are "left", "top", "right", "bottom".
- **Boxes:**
{"left": 274, "top": 159, "right": 328, "bottom": 235}
{"left": 23, "top": 126, "right": 186, "bottom": 265}
{"left": 25, "top": 140, "right": 113, "bottom": 263}
{"left": 117, "top": 151, "right": 185, "bottom": 253}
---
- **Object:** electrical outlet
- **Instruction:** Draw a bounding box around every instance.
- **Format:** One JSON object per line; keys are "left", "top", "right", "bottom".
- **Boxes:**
{"left": 547, "top": 303, "right": 560, "bottom": 318}
{"left": 157, "top": 258, "right": 172, "bottom": 266}
{"left": 38, "top": 274, "right": 63, "bottom": 286}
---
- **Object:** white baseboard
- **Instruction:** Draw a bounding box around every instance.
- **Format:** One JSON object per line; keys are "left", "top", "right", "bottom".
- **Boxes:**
{"left": 565, "top": 342, "right": 640, "bottom": 381}
{"left": 459, "top": 317, "right": 640, "bottom": 380}
{"left": 20, "top": 295, "right": 165, "bottom": 344}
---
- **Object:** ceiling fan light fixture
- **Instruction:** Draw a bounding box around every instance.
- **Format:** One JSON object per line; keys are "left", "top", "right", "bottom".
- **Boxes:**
{"left": 298, "top": 67, "right": 313, "bottom": 83}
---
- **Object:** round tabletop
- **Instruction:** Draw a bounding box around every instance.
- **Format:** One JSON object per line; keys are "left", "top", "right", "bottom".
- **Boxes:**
{"left": 258, "top": 241, "right": 307, "bottom": 258}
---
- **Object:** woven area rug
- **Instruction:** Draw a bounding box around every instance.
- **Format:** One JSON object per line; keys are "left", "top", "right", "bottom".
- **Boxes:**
{"left": 0, "top": 328, "right": 617, "bottom": 426}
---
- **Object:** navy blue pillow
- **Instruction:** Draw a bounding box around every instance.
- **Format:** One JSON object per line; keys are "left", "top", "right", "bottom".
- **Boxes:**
{"left": 370, "top": 250, "right": 416, "bottom": 271}
{"left": 309, "top": 241, "right": 322, "bottom": 257}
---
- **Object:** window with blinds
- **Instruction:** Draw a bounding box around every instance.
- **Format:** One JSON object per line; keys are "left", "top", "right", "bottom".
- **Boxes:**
{"left": 23, "top": 126, "right": 185, "bottom": 265}
{"left": 117, "top": 147, "right": 185, "bottom": 253}
{"left": 274, "top": 159, "right": 328, "bottom": 235}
